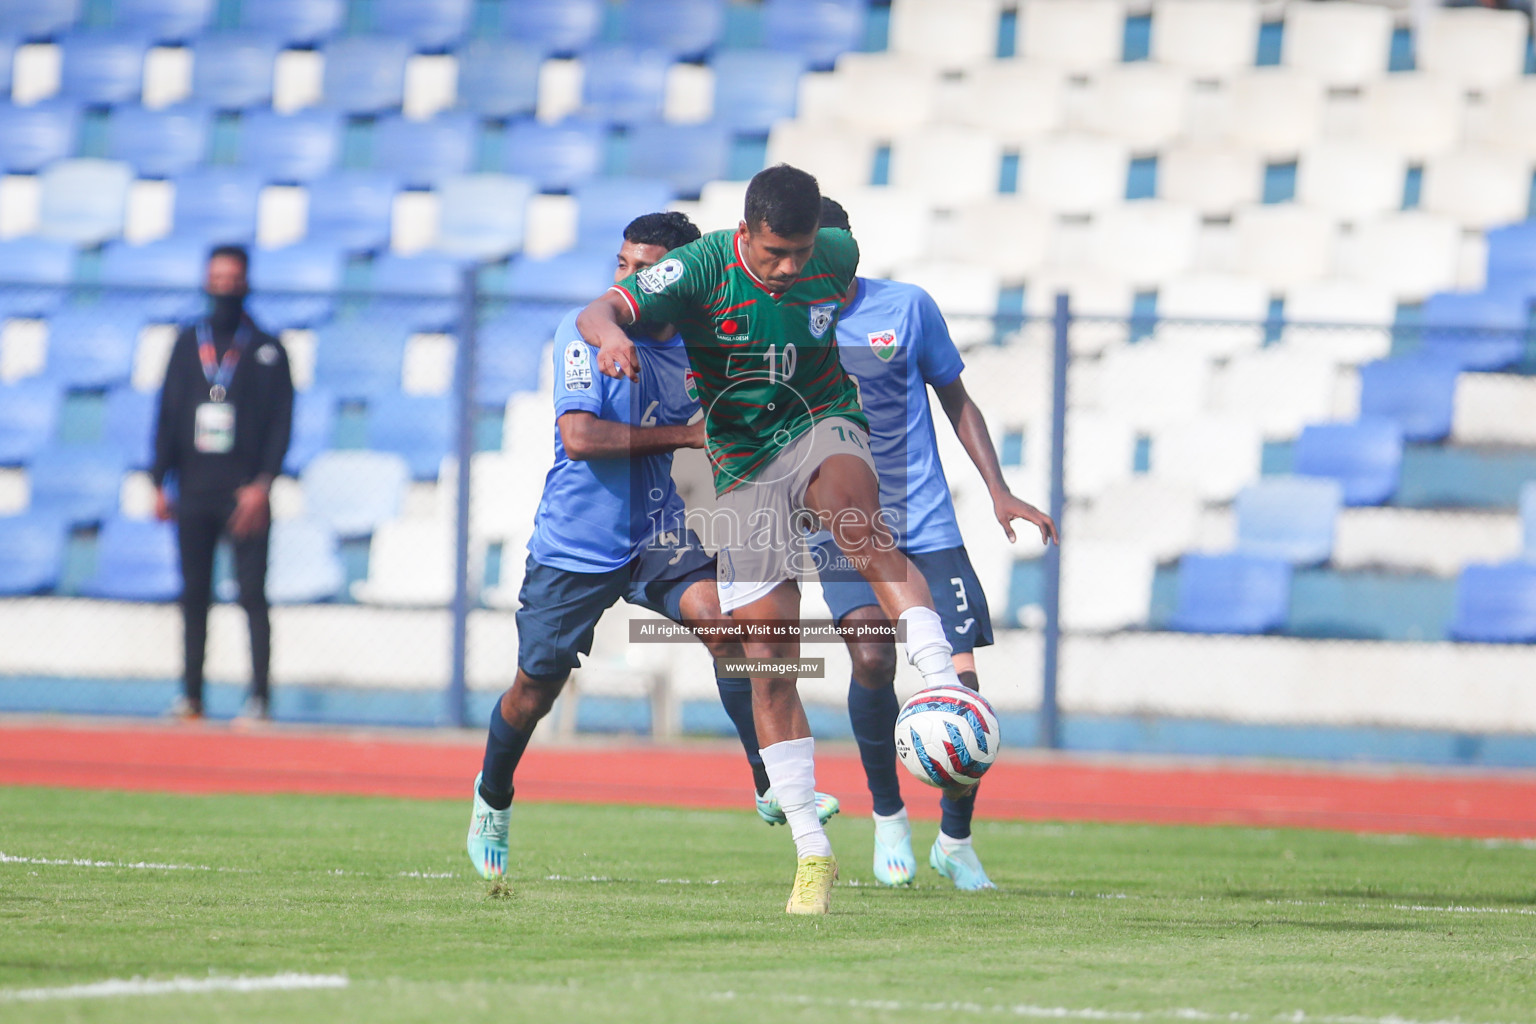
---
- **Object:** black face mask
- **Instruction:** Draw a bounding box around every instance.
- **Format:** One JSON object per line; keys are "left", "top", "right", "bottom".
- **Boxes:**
{"left": 206, "top": 292, "right": 245, "bottom": 332}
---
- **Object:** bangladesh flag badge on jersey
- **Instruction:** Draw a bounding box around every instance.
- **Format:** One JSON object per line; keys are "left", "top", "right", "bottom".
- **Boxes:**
{"left": 714, "top": 314, "right": 750, "bottom": 342}
{"left": 868, "top": 329, "right": 898, "bottom": 362}
{"left": 684, "top": 369, "right": 701, "bottom": 403}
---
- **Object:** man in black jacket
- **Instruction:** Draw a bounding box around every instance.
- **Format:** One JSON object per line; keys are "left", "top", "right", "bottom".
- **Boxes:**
{"left": 151, "top": 244, "right": 294, "bottom": 722}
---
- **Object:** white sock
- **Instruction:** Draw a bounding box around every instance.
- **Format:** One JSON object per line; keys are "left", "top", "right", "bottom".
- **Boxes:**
{"left": 899, "top": 606, "right": 962, "bottom": 687}
{"left": 938, "top": 831, "right": 972, "bottom": 853}
{"left": 873, "top": 806, "right": 909, "bottom": 846}
{"left": 759, "top": 737, "right": 832, "bottom": 858}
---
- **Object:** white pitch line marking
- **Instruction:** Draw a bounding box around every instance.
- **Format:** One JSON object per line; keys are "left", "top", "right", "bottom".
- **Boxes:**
{"left": 0, "top": 973, "right": 349, "bottom": 1003}
{"left": 0, "top": 851, "right": 220, "bottom": 872}
{"left": 1265, "top": 899, "right": 1536, "bottom": 917}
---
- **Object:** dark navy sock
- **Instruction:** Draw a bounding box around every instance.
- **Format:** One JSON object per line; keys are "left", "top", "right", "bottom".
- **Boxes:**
{"left": 479, "top": 700, "right": 530, "bottom": 811}
{"left": 940, "top": 787, "right": 977, "bottom": 840}
{"left": 848, "top": 677, "right": 904, "bottom": 817}
{"left": 715, "top": 675, "right": 770, "bottom": 795}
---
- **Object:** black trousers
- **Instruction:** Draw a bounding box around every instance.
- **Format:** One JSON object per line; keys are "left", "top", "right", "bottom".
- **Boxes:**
{"left": 176, "top": 499, "right": 270, "bottom": 708}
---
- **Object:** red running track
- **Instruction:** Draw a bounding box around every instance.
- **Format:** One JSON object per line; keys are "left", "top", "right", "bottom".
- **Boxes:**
{"left": 3, "top": 721, "right": 1536, "bottom": 839}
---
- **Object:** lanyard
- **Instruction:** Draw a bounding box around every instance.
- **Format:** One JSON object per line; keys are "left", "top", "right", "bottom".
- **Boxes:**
{"left": 196, "top": 317, "right": 252, "bottom": 402}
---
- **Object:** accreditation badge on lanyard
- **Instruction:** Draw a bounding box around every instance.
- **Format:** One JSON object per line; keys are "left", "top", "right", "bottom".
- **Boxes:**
{"left": 193, "top": 318, "right": 250, "bottom": 455}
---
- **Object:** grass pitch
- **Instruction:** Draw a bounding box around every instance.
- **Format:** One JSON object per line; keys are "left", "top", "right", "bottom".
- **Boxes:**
{"left": 2, "top": 786, "right": 1534, "bottom": 1024}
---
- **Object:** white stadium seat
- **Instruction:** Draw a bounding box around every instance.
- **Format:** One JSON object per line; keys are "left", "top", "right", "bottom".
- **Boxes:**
{"left": 891, "top": 261, "right": 1002, "bottom": 346}
{"left": 889, "top": 125, "right": 1004, "bottom": 206}
{"left": 1153, "top": 274, "right": 1270, "bottom": 356}
{"left": 1097, "top": 341, "right": 1211, "bottom": 431}
{"left": 1345, "top": 211, "right": 1462, "bottom": 301}
{"left": 1211, "top": 346, "right": 1340, "bottom": 439}
{"left": 1075, "top": 477, "right": 1205, "bottom": 562}
{"left": 1025, "top": 267, "right": 1136, "bottom": 353}
{"left": 1064, "top": 410, "right": 1137, "bottom": 499}
{"left": 1150, "top": 0, "right": 1262, "bottom": 77}
{"left": 1232, "top": 204, "right": 1337, "bottom": 289}
{"left": 935, "top": 198, "right": 1053, "bottom": 278}
{"left": 1022, "top": 135, "right": 1130, "bottom": 215}
{"left": 1474, "top": 80, "right": 1536, "bottom": 161}
{"left": 1280, "top": 279, "right": 1396, "bottom": 364}
{"left": 350, "top": 517, "right": 461, "bottom": 607}
{"left": 690, "top": 179, "right": 748, "bottom": 233}
{"left": 950, "top": 62, "right": 1064, "bottom": 143}
{"left": 1224, "top": 68, "right": 1324, "bottom": 157}
{"left": 1158, "top": 144, "right": 1263, "bottom": 215}
{"left": 1077, "top": 63, "right": 1192, "bottom": 150}
{"left": 802, "top": 53, "right": 941, "bottom": 136}
{"left": 1421, "top": 149, "right": 1534, "bottom": 231}
{"left": 1360, "top": 73, "right": 1464, "bottom": 161}
{"left": 1060, "top": 540, "right": 1156, "bottom": 632}
{"left": 1281, "top": 0, "right": 1393, "bottom": 88}
{"left": 888, "top": 0, "right": 1005, "bottom": 68}
{"left": 764, "top": 122, "right": 875, "bottom": 195}
{"left": 834, "top": 187, "right": 934, "bottom": 276}
{"left": 1295, "top": 142, "right": 1407, "bottom": 223}
{"left": 1088, "top": 201, "right": 1200, "bottom": 287}
{"left": 1018, "top": 0, "right": 1126, "bottom": 72}
{"left": 1452, "top": 373, "right": 1536, "bottom": 446}
{"left": 1416, "top": 6, "right": 1528, "bottom": 93}
{"left": 1151, "top": 415, "right": 1263, "bottom": 502}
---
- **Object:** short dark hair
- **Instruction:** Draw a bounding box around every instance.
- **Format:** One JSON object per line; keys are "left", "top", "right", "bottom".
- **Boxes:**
{"left": 623, "top": 211, "right": 701, "bottom": 253}
{"left": 744, "top": 164, "right": 820, "bottom": 237}
{"left": 207, "top": 244, "right": 249, "bottom": 273}
{"left": 818, "top": 196, "right": 850, "bottom": 232}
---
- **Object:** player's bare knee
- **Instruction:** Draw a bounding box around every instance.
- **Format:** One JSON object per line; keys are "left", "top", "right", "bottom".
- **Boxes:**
{"left": 849, "top": 642, "right": 897, "bottom": 690}
{"left": 504, "top": 674, "right": 564, "bottom": 726}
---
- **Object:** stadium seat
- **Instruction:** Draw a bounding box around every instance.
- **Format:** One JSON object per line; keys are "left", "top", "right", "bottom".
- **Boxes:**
{"left": 1151, "top": 415, "right": 1263, "bottom": 502}
{"left": 476, "top": 305, "right": 561, "bottom": 406}
{"left": 1418, "top": 290, "right": 1528, "bottom": 371}
{"left": 887, "top": 0, "right": 1001, "bottom": 68}
{"left": 37, "top": 159, "right": 133, "bottom": 246}
{"left": 624, "top": 0, "right": 726, "bottom": 59}
{"left": 112, "top": 0, "right": 214, "bottom": 41}
{"left": 1022, "top": 135, "right": 1129, "bottom": 215}
{"left": 573, "top": 177, "right": 674, "bottom": 246}
{"left": 1448, "top": 561, "right": 1536, "bottom": 643}
{"left": 0, "top": 380, "right": 61, "bottom": 465}
{"left": 1098, "top": 342, "right": 1211, "bottom": 431}
{"left": 1213, "top": 346, "right": 1339, "bottom": 440}
{"left": 367, "top": 251, "right": 466, "bottom": 332}
{"left": 800, "top": 53, "right": 939, "bottom": 137}
{"left": 0, "top": 101, "right": 79, "bottom": 174}
{"left": 350, "top": 516, "right": 457, "bottom": 606}
{"left": 320, "top": 36, "right": 410, "bottom": 115}
{"left": 710, "top": 49, "right": 806, "bottom": 133}
{"left": 1477, "top": 79, "right": 1536, "bottom": 162}
{"left": 435, "top": 173, "right": 534, "bottom": 260}
{"left": 80, "top": 516, "right": 180, "bottom": 601}
{"left": 580, "top": 46, "right": 671, "bottom": 128}
{"left": 311, "top": 315, "right": 411, "bottom": 402}
{"left": 1358, "top": 357, "right": 1462, "bottom": 442}
{"left": 264, "top": 517, "right": 344, "bottom": 603}
{"left": 832, "top": 187, "right": 933, "bottom": 277}
{"left": 1018, "top": 0, "right": 1123, "bottom": 71}
{"left": 1152, "top": 275, "right": 1269, "bottom": 356}
{"left": 761, "top": 0, "right": 865, "bottom": 70}
{"left": 1168, "top": 553, "right": 1292, "bottom": 635}
{"left": 246, "top": 242, "right": 344, "bottom": 330}
{"left": 1089, "top": 203, "right": 1200, "bottom": 288}
{"left": 1158, "top": 144, "right": 1263, "bottom": 216}
{"left": 1234, "top": 475, "right": 1343, "bottom": 565}
{"left": 0, "top": 0, "right": 81, "bottom": 39}
{"left": 1282, "top": 278, "right": 1397, "bottom": 330}
{"left": 889, "top": 125, "right": 1002, "bottom": 206}
{"left": 1293, "top": 418, "right": 1404, "bottom": 507}
{"left": 1281, "top": 0, "right": 1393, "bottom": 88}
{"left": 0, "top": 513, "right": 68, "bottom": 595}
{"left": 240, "top": 0, "right": 344, "bottom": 47}
{"left": 190, "top": 34, "right": 279, "bottom": 111}
{"left": 939, "top": 198, "right": 1052, "bottom": 279}
{"left": 1522, "top": 481, "right": 1536, "bottom": 558}
{"left": 624, "top": 122, "right": 732, "bottom": 197}
{"left": 237, "top": 109, "right": 342, "bottom": 184}
{"left": 58, "top": 31, "right": 146, "bottom": 105}
{"left": 951, "top": 63, "right": 1063, "bottom": 143}
{"left": 1080, "top": 64, "right": 1192, "bottom": 151}
{"left": 1152, "top": 0, "right": 1260, "bottom": 76}
{"left": 102, "top": 386, "right": 157, "bottom": 470}
{"left": 366, "top": 392, "right": 454, "bottom": 480}
{"left": 1416, "top": 6, "right": 1527, "bottom": 92}
{"left": 505, "top": 249, "right": 615, "bottom": 305}
{"left": 455, "top": 40, "right": 541, "bottom": 119}
{"left": 1295, "top": 143, "right": 1406, "bottom": 223}
{"left": 503, "top": 119, "right": 606, "bottom": 193}
{"left": 374, "top": 0, "right": 472, "bottom": 51}
{"left": 171, "top": 166, "right": 262, "bottom": 243}
{"left": 1484, "top": 222, "right": 1536, "bottom": 294}
{"left": 892, "top": 261, "right": 1001, "bottom": 346}
{"left": 98, "top": 236, "right": 206, "bottom": 322}
{"left": 282, "top": 387, "right": 335, "bottom": 476}
{"left": 372, "top": 113, "right": 475, "bottom": 189}
{"left": 1232, "top": 204, "right": 1336, "bottom": 290}
{"left": 1074, "top": 477, "right": 1203, "bottom": 563}
{"left": 304, "top": 172, "right": 398, "bottom": 251}
{"left": 0, "top": 237, "right": 75, "bottom": 319}
{"left": 27, "top": 444, "right": 125, "bottom": 526}
{"left": 300, "top": 449, "right": 410, "bottom": 538}
{"left": 104, "top": 104, "right": 208, "bottom": 179}
{"left": 42, "top": 308, "right": 137, "bottom": 389}
{"left": 1063, "top": 410, "right": 1137, "bottom": 499}
{"left": 1349, "top": 212, "right": 1461, "bottom": 301}
{"left": 1360, "top": 73, "right": 1463, "bottom": 162}
{"left": 501, "top": 0, "right": 603, "bottom": 57}
{"left": 1224, "top": 69, "right": 1325, "bottom": 158}
{"left": 765, "top": 121, "right": 876, "bottom": 193}
{"left": 1421, "top": 149, "right": 1532, "bottom": 230}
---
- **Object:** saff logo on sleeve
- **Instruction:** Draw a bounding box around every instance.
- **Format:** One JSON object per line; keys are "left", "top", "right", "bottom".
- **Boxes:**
{"left": 808, "top": 303, "right": 837, "bottom": 339}
{"left": 564, "top": 340, "right": 593, "bottom": 390}
{"left": 867, "top": 329, "right": 897, "bottom": 362}
{"left": 713, "top": 314, "right": 751, "bottom": 341}
{"left": 636, "top": 258, "right": 684, "bottom": 294}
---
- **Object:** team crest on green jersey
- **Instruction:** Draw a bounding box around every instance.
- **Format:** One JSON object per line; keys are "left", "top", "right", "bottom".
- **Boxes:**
{"left": 868, "top": 329, "right": 897, "bottom": 362}
{"left": 808, "top": 303, "right": 837, "bottom": 339}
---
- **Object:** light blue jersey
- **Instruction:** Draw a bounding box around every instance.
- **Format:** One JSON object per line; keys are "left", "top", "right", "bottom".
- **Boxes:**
{"left": 834, "top": 278, "right": 965, "bottom": 554}
{"left": 527, "top": 310, "right": 699, "bottom": 573}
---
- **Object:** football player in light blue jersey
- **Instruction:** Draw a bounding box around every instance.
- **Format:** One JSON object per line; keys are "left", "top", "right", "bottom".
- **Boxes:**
{"left": 466, "top": 213, "right": 835, "bottom": 880}
{"left": 812, "top": 197, "right": 1057, "bottom": 890}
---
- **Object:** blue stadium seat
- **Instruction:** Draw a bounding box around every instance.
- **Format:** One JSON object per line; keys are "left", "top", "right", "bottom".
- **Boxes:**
{"left": 367, "top": 251, "right": 467, "bottom": 331}
{"left": 239, "top": 0, "right": 343, "bottom": 47}
{"left": 1449, "top": 561, "right": 1536, "bottom": 643}
{"left": 98, "top": 235, "right": 205, "bottom": 321}
{"left": 37, "top": 159, "right": 133, "bottom": 245}
{"left": 265, "top": 517, "right": 345, "bottom": 603}
{"left": 172, "top": 166, "right": 262, "bottom": 243}
{"left": 1420, "top": 290, "right": 1529, "bottom": 371}
{"left": 0, "top": 236, "right": 75, "bottom": 319}
{"left": 762, "top": 0, "right": 866, "bottom": 69}
{"left": 102, "top": 386, "right": 156, "bottom": 470}
{"left": 435, "top": 173, "right": 534, "bottom": 259}
{"left": 1484, "top": 221, "right": 1536, "bottom": 295}
{"left": 0, "top": 0, "right": 81, "bottom": 39}
{"left": 574, "top": 177, "right": 675, "bottom": 245}
{"left": 237, "top": 108, "right": 341, "bottom": 184}
{"left": 300, "top": 449, "right": 410, "bottom": 538}
{"left": 111, "top": 0, "right": 214, "bottom": 42}
{"left": 58, "top": 31, "right": 146, "bottom": 105}
{"left": 0, "top": 102, "right": 78, "bottom": 173}
{"left": 366, "top": 392, "right": 454, "bottom": 479}
{"left": 503, "top": 119, "right": 605, "bottom": 192}
{"left": 247, "top": 242, "right": 344, "bottom": 330}
{"left": 190, "top": 34, "right": 279, "bottom": 110}
{"left": 374, "top": 0, "right": 471, "bottom": 51}
{"left": 456, "top": 40, "right": 541, "bottom": 119}
{"left": 305, "top": 172, "right": 398, "bottom": 251}
{"left": 501, "top": 0, "right": 603, "bottom": 56}
{"left": 321, "top": 36, "right": 411, "bottom": 114}
{"left": 312, "top": 314, "right": 411, "bottom": 402}
{"left": 1293, "top": 418, "right": 1404, "bottom": 507}
{"left": 1357, "top": 356, "right": 1461, "bottom": 443}
{"left": 42, "top": 307, "right": 137, "bottom": 389}
{"left": 282, "top": 387, "right": 336, "bottom": 475}
{"left": 105, "top": 104, "right": 208, "bottom": 178}
{"left": 372, "top": 113, "right": 476, "bottom": 189}
{"left": 0, "top": 39, "right": 15, "bottom": 100}
{"left": 1168, "top": 553, "right": 1292, "bottom": 635}
{"left": 505, "top": 249, "right": 615, "bottom": 305}
{"left": 625, "top": 122, "right": 732, "bottom": 197}
{"left": 0, "top": 380, "right": 62, "bottom": 465}
{"left": 80, "top": 516, "right": 180, "bottom": 601}
{"left": 0, "top": 513, "right": 68, "bottom": 595}
{"left": 28, "top": 444, "right": 125, "bottom": 525}
{"left": 581, "top": 46, "right": 671, "bottom": 127}
{"left": 712, "top": 49, "right": 807, "bottom": 132}
{"left": 1234, "top": 475, "right": 1342, "bottom": 565}
{"left": 476, "top": 303, "right": 565, "bottom": 405}
{"left": 1523, "top": 481, "right": 1536, "bottom": 559}
{"left": 625, "top": 0, "right": 727, "bottom": 59}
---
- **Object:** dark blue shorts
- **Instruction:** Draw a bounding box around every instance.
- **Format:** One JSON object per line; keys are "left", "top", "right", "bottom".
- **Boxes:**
{"left": 813, "top": 538, "right": 994, "bottom": 654}
{"left": 515, "top": 529, "right": 716, "bottom": 682}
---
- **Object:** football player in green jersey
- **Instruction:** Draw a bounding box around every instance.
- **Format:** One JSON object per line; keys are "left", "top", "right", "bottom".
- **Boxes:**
{"left": 577, "top": 165, "right": 973, "bottom": 915}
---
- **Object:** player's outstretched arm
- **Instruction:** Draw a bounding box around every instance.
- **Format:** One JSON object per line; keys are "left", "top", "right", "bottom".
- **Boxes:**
{"left": 934, "top": 377, "right": 1059, "bottom": 546}
{"left": 576, "top": 290, "right": 641, "bottom": 382}
{"left": 559, "top": 412, "right": 705, "bottom": 461}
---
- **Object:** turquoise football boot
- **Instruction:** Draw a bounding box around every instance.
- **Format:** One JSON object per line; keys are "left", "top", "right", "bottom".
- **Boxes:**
{"left": 872, "top": 813, "right": 917, "bottom": 887}
{"left": 755, "top": 788, "right": 841, "bottom": 826}
{"left": 929, "top": 836, "right": 996, "bottom": 891}
{"left": 466, "top": 772, "right": 510, "bottom": 880}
